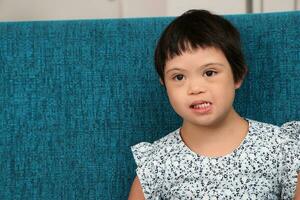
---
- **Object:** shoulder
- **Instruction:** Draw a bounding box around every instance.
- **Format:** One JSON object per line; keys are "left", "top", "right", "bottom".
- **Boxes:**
{"left": 130, "top": 129, "right": 182, "bottom": 199}
{"left": 278, "top": 121, "right": 300, "bottom": 156}
{"left": 280, "top": 121, "right": 300, "bottom": 141}
{"left": 248, "top": 119, "right": 299, "bottom": 144}
{"left": 131, "top": 128, "right": 181, "bottom": 168}
{"left": 277, "top": 121, "right": 300, "bottom": 198}
{"left": 246, "top": 119, "right": 299, "bottom": 166}
{"left": 250, "top": 120, "right": 300, "bottom": 168}
{"left": 248, "top": 119, "right": 281, "bottom": 143}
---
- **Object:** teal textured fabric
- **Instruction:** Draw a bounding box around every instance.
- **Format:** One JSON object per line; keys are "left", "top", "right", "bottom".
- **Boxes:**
{"left": 0, "top": 11, "right": 299, "bottom": 199}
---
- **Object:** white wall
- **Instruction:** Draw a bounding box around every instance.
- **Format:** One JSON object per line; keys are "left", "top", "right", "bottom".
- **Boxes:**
{"left": 0, "top": 0, "right": 299, "bottom": 21}
{"left": 253, "top": 0, "right": 298, "bottom": 12}
{"left": 166, "top": 0, "right": 247, "bottom": 16}
{"left": 0, "top": 0, "right": 121, "bottom": 21}
{"left": 122, "top": 0, "right": 166, "bottom": 18}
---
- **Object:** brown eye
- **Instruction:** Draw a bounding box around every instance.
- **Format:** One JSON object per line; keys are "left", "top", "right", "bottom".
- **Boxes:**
{"left": 205, "top": 70, "right": 217, "bottom": 77}
{"left": 173, "top": 74, "right": 184, "bottom": 81}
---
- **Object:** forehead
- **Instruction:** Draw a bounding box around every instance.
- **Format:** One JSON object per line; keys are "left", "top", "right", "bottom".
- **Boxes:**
{"left": 165, "top": 47, "right": 229, "bottom": 71}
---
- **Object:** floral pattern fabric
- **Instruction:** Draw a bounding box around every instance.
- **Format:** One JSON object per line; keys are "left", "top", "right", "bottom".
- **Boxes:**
{"left": 131, "top": 119, "right": 300, "bottom": 199}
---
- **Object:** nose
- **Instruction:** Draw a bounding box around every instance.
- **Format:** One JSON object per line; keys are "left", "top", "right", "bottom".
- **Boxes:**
{"left": 187, "top": 79, "right": 206, "bottom": 95}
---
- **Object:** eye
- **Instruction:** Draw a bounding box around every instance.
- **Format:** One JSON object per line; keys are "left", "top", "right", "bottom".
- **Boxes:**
{"left": 204, "top": 70, "right": 217, "bottom": 77}
{"left": 172, "top": 74, "right": 185, "bottom": 81}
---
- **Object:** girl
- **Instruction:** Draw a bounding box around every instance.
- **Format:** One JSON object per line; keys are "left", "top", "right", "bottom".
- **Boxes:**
{"left": 129, "top": 10, "right": 300, "bottom": 199}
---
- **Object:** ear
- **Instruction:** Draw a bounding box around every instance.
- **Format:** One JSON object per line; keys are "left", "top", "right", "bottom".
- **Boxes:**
{"left": 234, "top": 79, "right": 243, "bottom": 89}
{"left": 235, "top": 67, "right": 248, "bottom": 89}
{"left": 159, "top": 78, "right": 164, "bottom": 85}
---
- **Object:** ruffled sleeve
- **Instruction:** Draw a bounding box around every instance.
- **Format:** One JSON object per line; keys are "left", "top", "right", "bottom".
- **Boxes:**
{"left": 279, "top": 121, "right": 300, "bottom": 199}
{"left": 131, "top": 142, "right": 164, "bottom": 200}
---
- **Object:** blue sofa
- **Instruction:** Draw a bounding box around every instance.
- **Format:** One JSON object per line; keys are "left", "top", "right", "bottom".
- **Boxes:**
{"left": 0, "top": 11, "right": 299, "bottom": 199}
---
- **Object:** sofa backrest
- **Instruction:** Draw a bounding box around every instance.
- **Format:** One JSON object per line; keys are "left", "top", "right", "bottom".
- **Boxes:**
{"left": 0, "top": 11, "right": 299, "bottom": 199}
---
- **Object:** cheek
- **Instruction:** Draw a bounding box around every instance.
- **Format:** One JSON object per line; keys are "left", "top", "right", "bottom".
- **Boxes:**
{"left": 166, "top": 86, "right": 185, "bottom": 109}
{"left": 211, "top": 79, "right": 236, "bottom": 102}
{"left": 167, "top": 89, "right": 180, "bottom": 105}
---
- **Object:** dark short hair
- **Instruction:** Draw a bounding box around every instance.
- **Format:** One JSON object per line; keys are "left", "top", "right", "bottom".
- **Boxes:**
{"left": 154, "top": 9, "right": 248, "bottom": 83}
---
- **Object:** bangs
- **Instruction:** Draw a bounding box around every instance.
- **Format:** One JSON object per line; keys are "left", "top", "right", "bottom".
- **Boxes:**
{"left": 166, "top": 40, "right": 199, "bottom": 60}
{"left": 163, "top": 29, "right": 218, "bottom": 61}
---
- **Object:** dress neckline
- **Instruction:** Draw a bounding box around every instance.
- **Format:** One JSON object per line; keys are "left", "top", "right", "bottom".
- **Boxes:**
{"left": 175, "top": 118, "right": 252, "bottom": 160}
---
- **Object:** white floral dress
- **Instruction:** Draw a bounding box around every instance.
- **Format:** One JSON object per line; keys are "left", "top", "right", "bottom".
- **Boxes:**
{"left": 131, "top": 119, "right": 300, "bottom": 200}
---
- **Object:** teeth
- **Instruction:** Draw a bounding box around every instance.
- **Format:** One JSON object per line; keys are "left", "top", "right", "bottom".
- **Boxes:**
{"left": 193, "top": 103, "right": 210, "bottom": 109}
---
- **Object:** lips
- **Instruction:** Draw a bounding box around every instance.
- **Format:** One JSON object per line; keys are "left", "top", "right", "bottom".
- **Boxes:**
{"left": 189, "top": 100, "right": 212, "bottom": 114}
{"left": 190, "top": 101, "right": 212, "bottom": 109}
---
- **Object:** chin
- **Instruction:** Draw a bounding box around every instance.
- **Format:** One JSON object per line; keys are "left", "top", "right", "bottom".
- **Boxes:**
{"left": 183, "top": 117, "right": 215, "bottom": 127}
{"left": 194, "top": 121, "right": 216, "bottom": 128}
{"left": 185, "top": 114, "right": 230, "bottom": 128}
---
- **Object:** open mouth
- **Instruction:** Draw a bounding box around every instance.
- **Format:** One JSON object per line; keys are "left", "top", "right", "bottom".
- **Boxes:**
{"left": 190, "top": 101, "right": 212, "bottom": 113}
{"left": 190, "top": 102, "right": 211, "bottom": 109}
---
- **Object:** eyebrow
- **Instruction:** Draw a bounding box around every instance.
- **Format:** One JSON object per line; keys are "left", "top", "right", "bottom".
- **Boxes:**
{"left": 165, "top": 67, "right": 186, "bottom": 75}
{"left": 165, "top": 62, "right": 225, "bottom": 74}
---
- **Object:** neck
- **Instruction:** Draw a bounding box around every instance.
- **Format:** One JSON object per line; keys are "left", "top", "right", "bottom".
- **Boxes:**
{"left": 180, "top": 109, "right": 248, "bottom": 156}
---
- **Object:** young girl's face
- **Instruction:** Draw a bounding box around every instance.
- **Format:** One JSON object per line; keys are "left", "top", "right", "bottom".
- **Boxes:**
{"left": 163, "top": 47, "right": 242, "bottom": 128}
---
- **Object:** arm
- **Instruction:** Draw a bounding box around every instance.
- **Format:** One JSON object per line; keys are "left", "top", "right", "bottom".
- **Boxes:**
{"left": 128, "top": 176, "right": 145, "bottom": 200}
{"left": 295, "top": 173, "right": 300, "bottom": 200}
